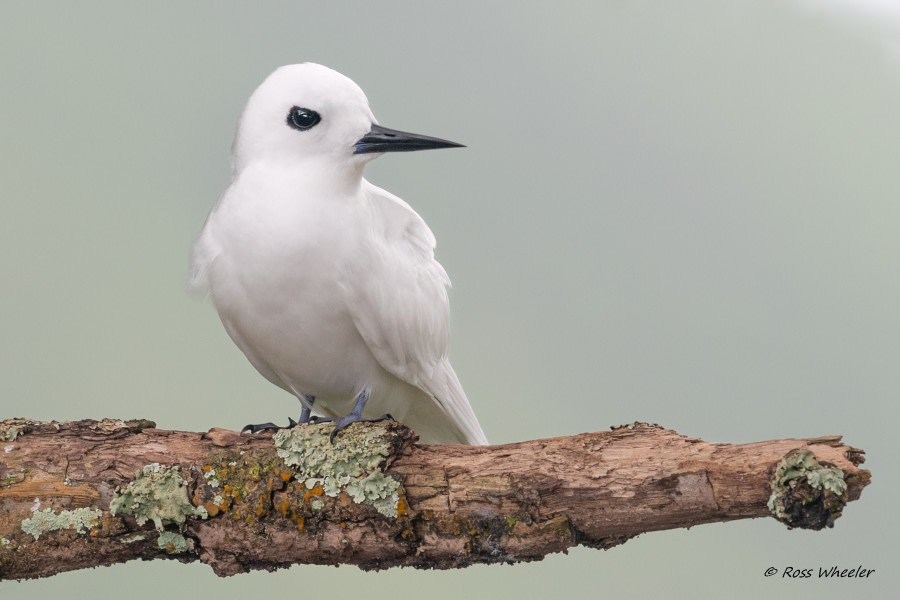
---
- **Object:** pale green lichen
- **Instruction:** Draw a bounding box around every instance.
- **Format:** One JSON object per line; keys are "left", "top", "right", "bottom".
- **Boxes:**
{"left": 1, "top": 426, "right": 18, "bottom": 442}
{"left": 20, "top": 507, "right": 102, "bottom": 540}
{"left": 0, "top": 418, "right": 37, "bottom": 441}
{"left": 273, "top": 423, "right": 401, "bottom": 517}
{"left": 1, "top": 536, "right": 11, "bottom": 547}
{"left": 157, "top": 531, "right": 189, "bottom": 554}
{"left": 109, "top": 463, "right": 206, "bottom": 531}
{"left": 768, "top": 450, "right": 848, "bottom": 522}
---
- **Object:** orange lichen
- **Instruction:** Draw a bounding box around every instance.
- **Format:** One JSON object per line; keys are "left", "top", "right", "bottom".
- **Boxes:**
{"left": 203, "top": 466, "right": 212, "bottom": 473}
{"left": 277, "top": 499, "right": 291, "bottom": 516}
{"left": 304, "top": 485, "right": 324, "bottom": 501}
{"left": 296, "top": 516, "right": 305, "bottom": 531}
{"left": 396, "top": 496, "right": 408, "bottom": 517}
{"left": 279, "top": 471, "right": 292, "bottom": 482}
{"left": 203, "top": 501, "right": 220, "bottom": 517}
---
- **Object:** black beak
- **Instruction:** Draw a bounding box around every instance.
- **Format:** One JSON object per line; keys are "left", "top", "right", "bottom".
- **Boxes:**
{"left": 353, "top": 123, "right": 465, "bottom": 154}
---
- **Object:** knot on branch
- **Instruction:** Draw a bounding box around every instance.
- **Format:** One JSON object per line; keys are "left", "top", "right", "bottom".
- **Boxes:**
{"left": 767, "top": 450, "right": 851, "bottom": 530}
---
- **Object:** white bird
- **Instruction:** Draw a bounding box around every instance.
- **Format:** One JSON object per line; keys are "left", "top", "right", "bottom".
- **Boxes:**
{"left": 191, "top": 63, "right": 488, "bottom": 445}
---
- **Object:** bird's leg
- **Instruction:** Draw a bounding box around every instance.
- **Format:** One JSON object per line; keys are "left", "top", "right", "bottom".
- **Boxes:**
{"left": 296, "top": 395, "right": 315, "bottom": 424}
{"left": 326, "top": 389, "right": 393, "bottom": 443}
{"left": 241, "top": 395, "right": 316, "bottom": 434}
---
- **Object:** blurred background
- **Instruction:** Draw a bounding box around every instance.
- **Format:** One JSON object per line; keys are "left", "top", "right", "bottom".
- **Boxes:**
{"left": 1, "top": 1, "right": 897, "bottom": 598}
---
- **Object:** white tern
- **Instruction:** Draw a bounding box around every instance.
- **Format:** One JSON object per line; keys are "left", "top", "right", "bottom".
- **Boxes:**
{"left": 191, "top": 63, "right": 488, "bottom": 445}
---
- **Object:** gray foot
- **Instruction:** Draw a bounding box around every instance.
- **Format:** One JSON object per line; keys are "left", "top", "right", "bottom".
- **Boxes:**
{"left": 240, "top": 422, "right": 282, "bottom": 434}
{"left": 324, "top": 390, "right": 393, "bottom": 443}
{"left": 242, "top": 395, "right": 316, "bottom": 433}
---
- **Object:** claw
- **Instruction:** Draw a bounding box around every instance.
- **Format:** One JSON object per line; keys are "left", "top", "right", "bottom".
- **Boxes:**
{"left": 242, "top": 394, "right": 317, "bottom": 434}
{"left": 243, "top": 391, "right": 394, "bottom": 442}
{"left": 240, "top": 422, "right": 281, "bottom": 434}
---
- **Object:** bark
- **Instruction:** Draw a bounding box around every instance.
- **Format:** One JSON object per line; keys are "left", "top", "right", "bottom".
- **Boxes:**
{"left": 0, "top": 418, "right": 870, "bottom": 579}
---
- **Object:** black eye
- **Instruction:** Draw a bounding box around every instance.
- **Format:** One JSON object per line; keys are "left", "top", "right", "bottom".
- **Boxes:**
{"left": 287, "top": 106, "right": 321, "bottom": 131}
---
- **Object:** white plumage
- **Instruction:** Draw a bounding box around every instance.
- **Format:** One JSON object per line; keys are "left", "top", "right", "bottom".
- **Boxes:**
{"left": 191, "top": 63, "right": 487, "bottom": 445}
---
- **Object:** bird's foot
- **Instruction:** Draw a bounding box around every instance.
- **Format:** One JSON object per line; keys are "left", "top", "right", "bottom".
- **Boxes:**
{"left": 240, "top": 421, "right": 285, "bottom": 434}
{"left": 241, "top": 396, "right": 317, "bottom": 434}
{"left": 328, "top": 413, "right": 394, "bottom": 443}
{"left": 240, "top": 417, "right": 304, "bottom": 434}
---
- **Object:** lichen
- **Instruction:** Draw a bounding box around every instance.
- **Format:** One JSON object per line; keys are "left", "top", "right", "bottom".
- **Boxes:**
{"left": 768, "top": 450, "right": 848, "bottom": 529}
{"left": 109, "top": 463, "right": 206, "bottom": 531}
{"left": 0, "top": 418, "right": 38, "bottom": 440}
{"left": 20, "top": 507, "right": 103, "bottom": 540}
{"left": 1, "top": 470, "right": 24, "bottom": 487}
{"left": 273, "top": 423, "right": 401, "bottom": 517}
{"left": 157, "top": 531, "right": 189, "bottom": 554}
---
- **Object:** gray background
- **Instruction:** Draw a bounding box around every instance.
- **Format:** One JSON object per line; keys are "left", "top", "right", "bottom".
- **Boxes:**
{"left": 1, "top": 1, "right": 896, "bottom": 598}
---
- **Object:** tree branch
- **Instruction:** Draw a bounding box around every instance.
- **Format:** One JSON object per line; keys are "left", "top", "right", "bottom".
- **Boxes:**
{"left": 0, "top": 418, "right": 870, "bottom": 579}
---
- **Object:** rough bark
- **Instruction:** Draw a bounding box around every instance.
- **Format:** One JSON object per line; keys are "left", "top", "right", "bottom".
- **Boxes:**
{"left": 0, "top": 418, "right": 870, "bottom": 579}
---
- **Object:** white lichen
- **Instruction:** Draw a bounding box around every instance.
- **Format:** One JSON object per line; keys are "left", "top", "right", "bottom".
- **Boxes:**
{"left": 273, "top": 423, "right": 401, "bottom": 517}
{"left": 203, "top": 467, "right": 221, "bottom": 488}
{"left": 20, "top": 507, "right": 103, "bottom": 540}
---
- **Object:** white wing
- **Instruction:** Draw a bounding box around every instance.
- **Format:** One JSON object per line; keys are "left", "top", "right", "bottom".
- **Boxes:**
{"left": 342, "top": 181, "right": 488, "bottom": 445}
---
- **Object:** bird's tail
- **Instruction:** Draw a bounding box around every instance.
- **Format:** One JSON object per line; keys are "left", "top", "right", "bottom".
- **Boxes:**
{"left": 427, "top": 361, "right": 489, "bottom": 445}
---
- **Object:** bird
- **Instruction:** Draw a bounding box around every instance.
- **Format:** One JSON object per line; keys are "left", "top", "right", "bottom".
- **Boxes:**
{"left": 190, "top": 63, "right": 488, "bottom": 445}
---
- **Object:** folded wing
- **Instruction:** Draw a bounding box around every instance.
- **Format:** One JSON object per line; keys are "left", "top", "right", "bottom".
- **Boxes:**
{"left": 341, "top": 182, "right": 488, "bottom": 445}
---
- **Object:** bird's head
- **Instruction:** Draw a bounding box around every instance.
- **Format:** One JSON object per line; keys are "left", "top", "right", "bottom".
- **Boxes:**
{"left": 232, "top": 63, "right": 463, "bottom": 174}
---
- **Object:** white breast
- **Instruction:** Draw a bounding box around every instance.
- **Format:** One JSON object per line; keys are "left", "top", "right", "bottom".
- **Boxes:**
{"left": 197, "top": 162, "right": 384, "bottom": 412}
